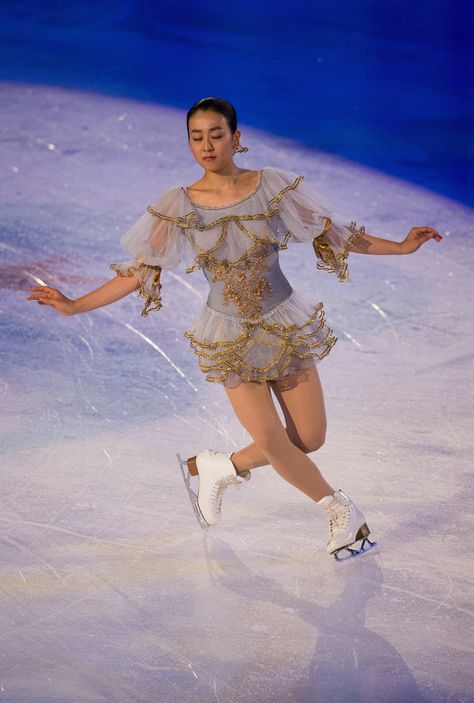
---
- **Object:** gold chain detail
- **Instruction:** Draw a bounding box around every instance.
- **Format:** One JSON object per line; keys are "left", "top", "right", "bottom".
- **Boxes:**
{"left": 110, "top": 260, "right": 163, "bottom": 317}
{"left": 312, "top": 220, "right": 366, "bottom": 282}
{"left": 146, "top": 206, "right": 198, "bottom": 229}
{"left": 267, "top": 175, "right": 304, "bottom": 207}
{"left": 184, "top": 300, "right": 338, "bottom": 383}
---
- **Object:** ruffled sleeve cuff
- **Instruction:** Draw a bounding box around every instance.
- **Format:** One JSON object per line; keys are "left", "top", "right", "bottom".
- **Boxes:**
{"left": 312, "top": 218, "right": 366, "bottom": 282}
{"left": 110, "top": 258, "right": 162, "bottom": 317}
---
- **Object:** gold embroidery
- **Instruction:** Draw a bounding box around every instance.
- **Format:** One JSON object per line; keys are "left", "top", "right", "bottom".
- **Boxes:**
{"left": 206, "top": 246, "right": 273, "bottom": 319}
{"left": 184, "top": 300, "right": 338, "bottom": 383}
{"left": 185, "top": 236, "right": 286, "bottom": 274}
{"left": 312, "top": 220, "right": 365, "bottom": 282}
{"left": 268, "top": 175, "right": 305, "bottom": 207}
{"left": 146, "top": 206, "right": 198, "bottom": 230}
{"left": 148, "top": 175, "right": 303, "bottom": 274}
{"left": 110, "top": 259, "right": 163, "bottom": 317}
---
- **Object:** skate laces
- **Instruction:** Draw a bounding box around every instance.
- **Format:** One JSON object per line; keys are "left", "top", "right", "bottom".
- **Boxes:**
{"left": 210, "top": 473, "right": 246, "bottom": 513}
{"left": 325, "top": 494, "right": 352, "bottom": 536}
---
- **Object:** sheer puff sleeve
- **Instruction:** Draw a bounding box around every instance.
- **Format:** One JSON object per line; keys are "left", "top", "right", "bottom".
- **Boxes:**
{"left": 263, "top": 167, "right": 366, "bottom": 282}
{"left": 110, "top": 186, "right": 192, "bottom": 316}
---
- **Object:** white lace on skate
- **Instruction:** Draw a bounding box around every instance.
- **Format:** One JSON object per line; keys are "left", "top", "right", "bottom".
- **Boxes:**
{"left": 210, "top": 471, "right": 250, "bottom": 517}
{"left": 326, "top": 493, "right": 352, "bottom": 540}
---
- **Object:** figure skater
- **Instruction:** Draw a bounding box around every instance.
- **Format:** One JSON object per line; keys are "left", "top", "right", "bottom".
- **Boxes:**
{"left": 26, "top": 96, "right": 442, "bottom": 561}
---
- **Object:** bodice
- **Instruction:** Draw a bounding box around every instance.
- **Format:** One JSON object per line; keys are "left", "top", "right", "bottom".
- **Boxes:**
{"left": 202, "top": 243, "right": 292, "bottom": 318}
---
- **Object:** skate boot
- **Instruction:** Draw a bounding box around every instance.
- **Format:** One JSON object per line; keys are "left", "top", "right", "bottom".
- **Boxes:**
{"left": 178, "top": 450, "right": 250, "bottom": 528}
{"left": 317, "top": 490, "right": 377, "bottom": 561}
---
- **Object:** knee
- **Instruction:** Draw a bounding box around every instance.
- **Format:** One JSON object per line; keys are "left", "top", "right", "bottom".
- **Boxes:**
{"left": 290, "top": 427, "right": 326, "bottom": 453}
{"left": 304, "top": 431, "right": 326, "bottom": 453}
{"left": 251, "top": 423, "right": 287, "bottom": 454}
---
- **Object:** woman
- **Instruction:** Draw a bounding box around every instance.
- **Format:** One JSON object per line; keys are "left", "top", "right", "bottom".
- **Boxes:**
{"left": 26, "top": 97, "right": 442, "bottom": 561}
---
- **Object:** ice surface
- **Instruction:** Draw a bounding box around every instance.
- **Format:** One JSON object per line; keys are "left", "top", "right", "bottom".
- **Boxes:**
{"left": 1, "top": 83, "right": 473, "bottom": 703}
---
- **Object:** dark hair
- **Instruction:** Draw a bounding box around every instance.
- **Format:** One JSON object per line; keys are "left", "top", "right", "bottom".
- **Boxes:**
{"left": 186, "top": 97, "right": 238, "bottom": 137}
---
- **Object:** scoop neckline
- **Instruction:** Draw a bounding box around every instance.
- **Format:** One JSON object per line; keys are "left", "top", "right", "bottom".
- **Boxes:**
{"left": 182, "top": 169, "right": 264, "bottom": 210}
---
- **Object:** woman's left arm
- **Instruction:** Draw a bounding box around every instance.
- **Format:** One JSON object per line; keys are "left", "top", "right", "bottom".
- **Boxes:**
{"left": 349, "top": 226, "right": 443, "bottom": 255}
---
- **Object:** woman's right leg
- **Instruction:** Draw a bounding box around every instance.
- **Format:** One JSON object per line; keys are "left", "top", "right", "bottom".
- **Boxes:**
{"left": 223, "top": 375, "right": 333, "bottom": 502}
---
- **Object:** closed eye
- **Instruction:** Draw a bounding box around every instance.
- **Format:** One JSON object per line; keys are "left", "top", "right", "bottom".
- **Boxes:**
{"left": 192, "top": 136, "right": 223, "bottom": 142}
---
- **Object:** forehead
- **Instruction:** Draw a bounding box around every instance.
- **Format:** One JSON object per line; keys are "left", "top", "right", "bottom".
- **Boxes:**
{"left": 188, "top": 109, "right": 228, "bottom": 130}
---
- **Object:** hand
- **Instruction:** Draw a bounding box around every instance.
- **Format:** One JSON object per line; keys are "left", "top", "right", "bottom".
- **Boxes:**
{"left": 400, "top": 226, "right": 443, "bottom": 254}
{"left": 26, "top": 285, "right": 76, "bottom": 316}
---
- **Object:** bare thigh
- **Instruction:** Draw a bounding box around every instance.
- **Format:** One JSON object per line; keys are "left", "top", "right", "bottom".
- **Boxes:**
{"left": 270, "top": 364, "right": 327, "bottom": 452}
{"left": 224, "top": 376, "right": 284, "bottom": 447}
{"left": 224, "top": 363, "right": 327, "bottom": 454}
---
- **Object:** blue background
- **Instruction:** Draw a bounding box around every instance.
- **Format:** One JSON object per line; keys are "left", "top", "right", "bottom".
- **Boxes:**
{"left": 1, "top": 0, "right": 473, "bottom": 205}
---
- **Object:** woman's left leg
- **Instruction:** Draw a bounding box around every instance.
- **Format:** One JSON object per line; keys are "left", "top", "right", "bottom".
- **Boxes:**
{"left": 229, "top": 364, "right": 327, "bottom": 473}
{"left": 223, "top": 373, "right": 334, "bottom": 502}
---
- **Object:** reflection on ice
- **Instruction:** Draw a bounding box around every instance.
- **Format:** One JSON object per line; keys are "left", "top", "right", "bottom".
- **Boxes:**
{"left": 1, "top": 83, "right": 473, "bottom": 703}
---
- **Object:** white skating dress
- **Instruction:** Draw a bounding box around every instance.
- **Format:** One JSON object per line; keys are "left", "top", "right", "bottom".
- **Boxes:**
{"left": 110, "top": 167, "right": 365, "bottom": 387}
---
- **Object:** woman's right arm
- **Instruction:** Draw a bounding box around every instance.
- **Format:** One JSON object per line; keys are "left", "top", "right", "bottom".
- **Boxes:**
{"left": 26, "top": 273, "right": 139, "bottom": 316}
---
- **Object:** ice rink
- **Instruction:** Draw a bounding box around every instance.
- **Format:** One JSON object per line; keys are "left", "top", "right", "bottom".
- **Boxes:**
{"left": 1, "top": 83, "right": 473, "bottom": 702}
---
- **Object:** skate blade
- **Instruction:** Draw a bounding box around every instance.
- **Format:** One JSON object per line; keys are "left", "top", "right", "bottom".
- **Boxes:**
{"left": 177, "top": 453, "right": 209, "bottom": 531}
{"left": 333, "top": 536, "right": 378, "bottom": 562}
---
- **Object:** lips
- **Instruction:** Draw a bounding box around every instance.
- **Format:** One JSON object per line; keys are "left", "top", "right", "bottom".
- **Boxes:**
{"left": 203, "top": 156, "right": 216, "bottom": 161}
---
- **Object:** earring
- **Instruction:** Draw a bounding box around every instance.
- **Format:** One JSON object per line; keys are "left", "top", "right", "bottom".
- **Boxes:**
{"left": 233, "top": 144, "right": 249, "bottom": 155}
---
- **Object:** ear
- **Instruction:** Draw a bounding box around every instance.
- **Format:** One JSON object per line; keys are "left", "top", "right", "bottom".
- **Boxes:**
{"left": 233, "top": 129, "right": 242, "bottom": 147}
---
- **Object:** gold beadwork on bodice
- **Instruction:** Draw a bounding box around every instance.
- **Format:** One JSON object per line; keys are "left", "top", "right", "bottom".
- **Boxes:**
{"left": 205, "top": 245, "right": 273, "bottom": 319}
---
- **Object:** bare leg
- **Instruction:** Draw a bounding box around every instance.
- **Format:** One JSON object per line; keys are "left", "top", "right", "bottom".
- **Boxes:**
{"left": 230, "top": 365, "right": 327, "bottom": 472}
{"left": 223, "top": 366, "right": 333, "bottom": 502}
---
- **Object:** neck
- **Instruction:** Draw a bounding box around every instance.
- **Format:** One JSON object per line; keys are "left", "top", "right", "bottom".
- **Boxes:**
{"left": 201, "top": 163, "right": 244, "bottom": 187}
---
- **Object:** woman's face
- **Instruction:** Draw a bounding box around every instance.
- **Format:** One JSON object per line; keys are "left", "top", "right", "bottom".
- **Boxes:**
{"left": 187, "top": 109, "right": 240, "bottom": 170}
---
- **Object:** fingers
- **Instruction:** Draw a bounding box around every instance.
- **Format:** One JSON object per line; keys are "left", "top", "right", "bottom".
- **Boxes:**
{"left": 413, "top": 226, "right": 443, "bottom": 243}
{"left": 26, "top": 292, "right": 51, "bottom": 301}
{"left": 420, "top": 226, "right": 442, "bottom": 239}
{"left": 27, "top": 285, "right": 60, "bottom": 300}
{"left": 26, "top": 289, "right": 58, "bottom": 303}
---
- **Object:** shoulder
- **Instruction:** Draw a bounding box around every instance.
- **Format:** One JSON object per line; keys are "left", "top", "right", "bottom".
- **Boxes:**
{"left": 261, "top": 167, "right": 305, "bottom": 200}
{"left": 262, "top": 166, "right": 304, "bottom": 186}
{"left": 146, "top": 185, "right": 193, "bottom": 224}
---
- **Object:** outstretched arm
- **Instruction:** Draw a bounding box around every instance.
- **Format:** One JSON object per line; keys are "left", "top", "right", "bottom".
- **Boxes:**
{"left": 26, "top": 272, "right": 139, "bottom": 316}
{"left": 349, "top": 226, "right": 443, "bottom": 255}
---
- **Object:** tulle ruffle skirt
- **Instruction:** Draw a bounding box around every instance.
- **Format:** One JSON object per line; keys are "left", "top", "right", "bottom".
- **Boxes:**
{"left": 184, "top": 289, "right": 337, "bottom": 387}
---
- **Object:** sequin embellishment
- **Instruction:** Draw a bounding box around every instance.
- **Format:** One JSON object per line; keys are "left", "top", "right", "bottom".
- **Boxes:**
{"left": 205, "top": 246, "right": 273, "bottom": 319}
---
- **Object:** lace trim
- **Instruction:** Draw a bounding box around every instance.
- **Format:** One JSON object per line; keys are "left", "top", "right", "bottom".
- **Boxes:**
{"left": 312, "top": 220, "right": 366, "bottom": 282}
{"left": 184, "top": 300, "right": 337, "bottom": 383}
{"left": 110, "top": 259, "right": 163, "bottom": 317}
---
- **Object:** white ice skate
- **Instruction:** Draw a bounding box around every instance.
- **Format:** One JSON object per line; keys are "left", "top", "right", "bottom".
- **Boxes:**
{"left": 177, "top": 450, "right": 251, "bottom": 528}
{"left": 318, "top": 490, "right": 377, "bottom": 561}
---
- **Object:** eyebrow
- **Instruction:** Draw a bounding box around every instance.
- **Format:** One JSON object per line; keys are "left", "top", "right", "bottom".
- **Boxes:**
{"left": 190, "top": 126, "right": 224, "bottom": 133}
